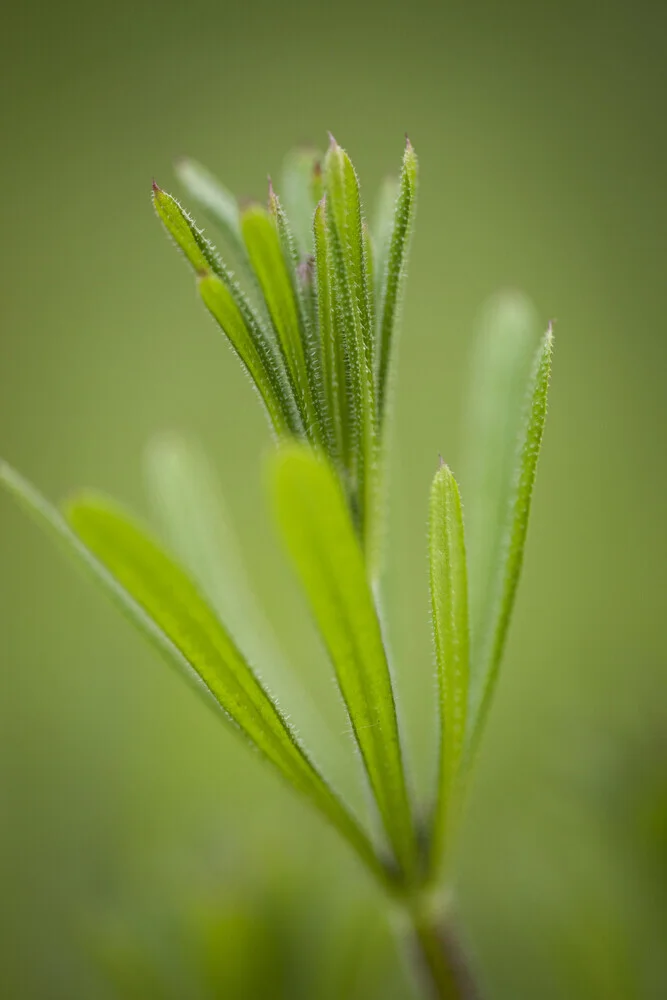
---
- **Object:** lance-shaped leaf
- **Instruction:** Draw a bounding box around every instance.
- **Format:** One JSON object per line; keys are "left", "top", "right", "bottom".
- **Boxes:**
{"left": 467, "top": 321, "right": 554, "bottom": 755}
{"left": 241, "top": 202, "right": 320, "bottom": 442}
{"left": 271, "top": 445, "right": 418, "bottom": 881}
{"left": 153, "top": 184, "right": 301, "bottom": 437}
{"left": 314, "top": 198, "right": 345, "bottom": 464}
{"left": 376, "top": 139, "right": 418, "bottom": 423}
{"left": 428, "top": 462, "right": 470, "bottom": 876}
{"left": 280, "top": 148, "right": 323, "bottom": 255}
{"left": 269, "top": 187, "right": 327, "bottom": 445}
{"left": 0, "top": 460, "right": 389, "bottom": 888}
{"left": 324, "top": 137, "right": 376, "bottom": 548}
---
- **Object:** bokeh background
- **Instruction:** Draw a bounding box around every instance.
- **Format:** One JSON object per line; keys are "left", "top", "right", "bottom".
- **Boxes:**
{"left": 1, "top": 1, "right": 666, "bottom": 997}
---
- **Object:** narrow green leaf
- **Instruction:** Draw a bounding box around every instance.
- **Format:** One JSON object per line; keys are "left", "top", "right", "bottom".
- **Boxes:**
{"left": 153, "top": 184, "right": 302, "bottom": 438}
{"left": 270, "top": 186, "right": 328, "bottom": 447}
{"left": 324, "top": 137, "right": 376, "bottom": 550}
{"left": 0, "top": 460, "right": 388, "bottom": 887}
{"left": 152, "top": 181, "right": 221, "bottom": 276}
{"left": 314, "top": 198, "right": 345, "bottom": 464}
{"left": 467, "top": 321, "right": 554, "bottom": 754}
{"left": 428, "top": 462, "right": 470, "bottom": 875}
{"left": 271, "top": 445, "right": 417, "bottom": 881}
{"left": 280, "top": 148, "right": 322, "bottom": 254}
{"left": 241, "top": 202, "right": 320, "bottom": 442}
{"left": 376, "top": 139, "right": 418, "bottom": 423}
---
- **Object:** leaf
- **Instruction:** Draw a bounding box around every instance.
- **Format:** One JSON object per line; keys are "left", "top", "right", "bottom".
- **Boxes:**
{"left": 466, "top": 319, "right": 554, "bottom": 754}
{"left": 428, "top": 462, "right": 470, "bottom": 875}
{"left": 152, "top": 184, "right": 302, "bottom": 438}
{"left": 241, "top": 202, "right": 320, "bottom": 442}
{"left": 376, "top": 139, "right": 418, "bottom": 424}
{"left": 198, "top": 273, "right": 300, "bottom": 436}
{"left": 371, "top": 175, "right": 399, "bottom": 310}
{"left": 314, "top": 198, "right": 345, "bottom": 464}
{"left": 144, "top": 434, "right": 358, "bottom": 803}
{"left": 174, "top": 157, "right": 257, "bottom": 290}
{"left": 280, "top": 147, "right": 322, "bottom": 255}
{"left": 0, "top": 460, "right": 388, "bottom": 888}
{"left": 270, "top": 444, "right": 418, "bottom": 881}
{"left": 324, "top": 137, "right": 376, "bottom": 550}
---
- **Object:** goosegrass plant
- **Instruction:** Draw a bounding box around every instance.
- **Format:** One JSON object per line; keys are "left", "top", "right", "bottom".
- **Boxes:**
{"left": 0, "top": 135, "right": 553, "bottom": 998}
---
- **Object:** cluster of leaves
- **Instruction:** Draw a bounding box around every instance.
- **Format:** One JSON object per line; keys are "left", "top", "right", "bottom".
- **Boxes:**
{"left": 0, "top": 137, "right": 553, "bottom": 912}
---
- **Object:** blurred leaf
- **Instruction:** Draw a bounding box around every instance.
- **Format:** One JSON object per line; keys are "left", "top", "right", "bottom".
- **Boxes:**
{"left": 467, "top": 321, "right": 554, "bottom": 754}
{"left": 371, "top": 176, "right": 399, "bottom": 312}
{"left": 271, "top": 445, "right": 417, "bottom": 881}
{"left": 324, "top": 137, "right": 377, "bottom": 553}
{"left": 376, "top": 140, "right": 418, "bottom": 423}
{"left": 428, "top": 462, "right": 470, "bottom": 875}
{"left": 280, "top": 147, "right": 322, "bottom": 255}
{"left": 0, "top": 461, "right": 386, "bottom": 885}
{"left": 144, "top": 433, "right": 358, "bottom": 804}
{"left": 198, "top": 272, "right": 299, "bottom": 436}
{"left": 241, "top": 202, "right": 320, "bottom": 442}
{"left": 174, "top": 157, "right": 250, "bottom": 274}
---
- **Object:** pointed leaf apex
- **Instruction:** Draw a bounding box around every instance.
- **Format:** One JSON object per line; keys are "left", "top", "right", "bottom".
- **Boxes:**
{"left": 405, "top": 133, "right": 412, "bottom": 149}
{"left": 152, "top": 179, "right": 162, "bottom": 194}
{"left": 438, "top": 453, "right": 446, "bottom": 469}
{"left": 327, "top": 131, "right": 339, "bottom": 149}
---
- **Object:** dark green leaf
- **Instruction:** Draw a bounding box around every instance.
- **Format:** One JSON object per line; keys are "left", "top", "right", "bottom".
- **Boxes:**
{"left": 314, "top": 198, "right": 346, "bottom": 464}
{"left": 324, "top": 137, "right": 377, "bottom": 553}
{"left": 428, "top": 462, "right": 470, "bottom": 875}
{"left": 376, "top": 139, "right": 418, "bottom": 424}
{"left": 241, "top": 202, "right": 320, "bottom": 442}
{"left": 271, "top": 445, "right": 418, "bottom": 881}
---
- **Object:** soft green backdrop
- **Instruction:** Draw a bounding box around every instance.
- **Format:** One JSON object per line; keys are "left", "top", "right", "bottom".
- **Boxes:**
{"left": 1, "top": 1, "right": 665, "bottom": 997}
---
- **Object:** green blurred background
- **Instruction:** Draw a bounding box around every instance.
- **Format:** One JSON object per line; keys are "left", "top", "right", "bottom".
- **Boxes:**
{"left": 1, "top": 0, "right": 666, "bottom": 996}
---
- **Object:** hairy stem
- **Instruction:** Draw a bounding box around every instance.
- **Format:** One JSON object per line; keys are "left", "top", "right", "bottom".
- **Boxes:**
{"left": 399, "top": 893, "right": 480, "bottom": 1000}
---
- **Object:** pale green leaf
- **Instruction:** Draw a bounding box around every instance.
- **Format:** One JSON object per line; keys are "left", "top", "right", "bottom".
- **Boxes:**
{"left": 241, "top": 202, "right": 321, "bottom": 442}
{"left": 0, "top": 460, "right": 388, "bottom": 887}
{"left": 280, "top": 147, "right": 322, "bottom": 255}
{"left": 324, "top": 137, "right": 376, "bottom": 551}
{"left": 270, "top": 444, "right": 417, "bottom": 881}
{"left": 376, "top": 139, "right": 418, "bottom": 424}
{"left": 428, "top": 462, "right": 470, "bottom": 875}
{"left": 174, "top": 157, "right": 246, "bottom": 260}
{"left": 371, "top": 175, "right": 399, "bottom": 310}
{"left": 467, "top": 320, "right": 554, "bottom": 754}
{"left": 144, "top": 434, "right": 360, "bottom": 805}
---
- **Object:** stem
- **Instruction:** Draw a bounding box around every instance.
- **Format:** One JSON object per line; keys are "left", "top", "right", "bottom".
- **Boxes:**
{"left": 399, "top": 891, "right": 480, "bottom": 1000}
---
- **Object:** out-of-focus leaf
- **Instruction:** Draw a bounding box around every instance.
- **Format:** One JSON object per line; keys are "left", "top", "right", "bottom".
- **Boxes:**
{"left": 324, "top": 137, "right": 376, "bottom": 551}
{"left": 174, "top": 157, "right": 247, "bottom": 265}
{"left": 428, "top": 462, "right": 470, "bottom": 875}
{"left": 241, "top": 202, "right": 320, "bottom": 442}
{"left": 376, "top": 140, "right": 418, "bottom": 423}
{"left": 198, "top": 272, "right": 300, "bottom": 436}
{"left": 0, "top": 461, "right": 387, "bottom": 886}
{"left": 467, "top": 320, "right": 554, "bottom": 754}
{"left": 371, "top": 176, "right": 399, "bottom": 311}
{"left": 153, "top": 184, "right": 301, "bottom": 437}
{"left": 271, "top": 445, "right": 417, "bottom": 881}
{"left": 280, "top": 148, "right": 322, "bottom": 255}
{"left": 144, "top": 433, "right": 359, "bottom": 805}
